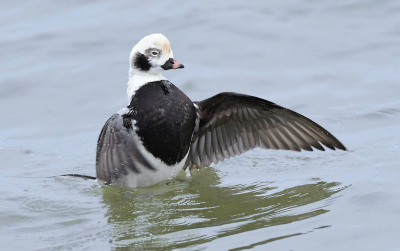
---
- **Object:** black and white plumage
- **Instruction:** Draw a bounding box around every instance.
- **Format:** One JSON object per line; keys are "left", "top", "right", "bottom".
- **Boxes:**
{"left": 96, "top": 34, "right": 346, "bottom": 188}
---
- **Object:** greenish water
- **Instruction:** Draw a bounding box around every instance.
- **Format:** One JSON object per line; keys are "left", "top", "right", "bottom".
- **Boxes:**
{"left": 101, "top": 168, "right": 346, "bottom": 250}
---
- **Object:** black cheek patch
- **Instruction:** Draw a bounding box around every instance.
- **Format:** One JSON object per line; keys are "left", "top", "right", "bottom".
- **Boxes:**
{"left": 133, "top": 52, "right": 151, "bottom": 71}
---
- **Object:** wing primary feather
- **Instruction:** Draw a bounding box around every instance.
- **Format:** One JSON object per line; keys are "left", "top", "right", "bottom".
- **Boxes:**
{"left": 230, "top": 121, "right": 246, "bottom": 153}
{"left": 236, "top": 132, "right": 245, "bottom": 153}
{"left": 258, "top": 130, "right": 271, "bottom": 149}
{"left": 276, "top": 124, "right": 301, "bottom": 151}
{"left": 303, "top": 125, "right": 336, "bottom": 150}
{"left": 205, "top": 131, "right": 213, "bottom": 159}
{"left": 246, "top": 131, "right": 256, "bottom": 149}
{"left": 294, "top": 120, "right": 331, "bottom": 150}
{"left": 285, "top": 123, "right": 313, "bottom": 151}
{"left": 117, "top": 139, "right": 140, "bottom": 173}
{"left": 262, "top": 129, "right": 279, "bottom": 150}
{"left": 198, "top": 135, "right": 206, "bottom": 163}
{"left": 241, "top": 129, "right": 251, "bottom": 150}
{"left": 291, "top": 121, "right": 324, "bottom": 151}
{"left": 249, "top": 120, "right": 260, "bottom": 147}
{"left": 232, "top": 142, "right": 241, "bottom": 155}
{"left": 297, "top": 118, "right": 345, "bottom": 150}
{"left": 190, "top": 137, "right": 199, "bottom": 162}
{"left": 216, "top": 126, "right": 228, "bottom": 157}
{"left": 217, "top": 151, "right": 225, "bottom": 161}
{"left": 108, "top": 133, "right": 118, "bottom": 178}
{"left": 109, "top": 133, "right": 121, "bottom": 175}
{"left": 211, "top": 150, "right": 219, "bottom": 164}
{"left": 226, "top": 122, "right": 241, "bottom": 155}
{"left": 222, "top": 148, "right": 231, "bottom": 160}
{"left": 271, "top": 128, "right": 291, "bottom": 150}
{"left": 226, "top": 122, "right": 238, "bottom": 145}
{"left": 211, "top": 129, "right": 221, "bottom": 156}
{"left": 221, "top": 124, "right": 235, "bottom": 157}
{"left": 262, "top": 116, "right": 290, "bottom": 150}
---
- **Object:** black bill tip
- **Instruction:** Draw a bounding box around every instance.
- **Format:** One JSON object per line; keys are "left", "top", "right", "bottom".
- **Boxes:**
{"left": 161, "top": 58, "right": 184, "bottom": 70}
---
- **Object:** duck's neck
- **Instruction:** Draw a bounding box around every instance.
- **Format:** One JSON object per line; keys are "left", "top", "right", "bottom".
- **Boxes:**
{"left": 127, "top": 72, "right": 166, "bottom": 102}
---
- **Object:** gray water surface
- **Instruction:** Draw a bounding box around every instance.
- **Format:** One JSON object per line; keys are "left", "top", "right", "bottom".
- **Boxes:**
{"left": 1, "top": 1, "right": 400, "bottom": 250}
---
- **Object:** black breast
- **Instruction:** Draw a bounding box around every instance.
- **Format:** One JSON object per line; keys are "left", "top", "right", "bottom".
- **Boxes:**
{"left": 128, "top": 80, "right": 197, "bottom": 166}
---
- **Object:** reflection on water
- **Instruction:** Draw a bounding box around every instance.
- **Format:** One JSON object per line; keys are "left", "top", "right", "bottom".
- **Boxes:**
{"left": 102, "top": 168, "right": 347, "bottom": 250}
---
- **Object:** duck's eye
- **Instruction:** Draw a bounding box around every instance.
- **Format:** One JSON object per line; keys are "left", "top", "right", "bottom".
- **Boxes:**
{"left": 152, "top": 51, "right": 158, "bottom": 56}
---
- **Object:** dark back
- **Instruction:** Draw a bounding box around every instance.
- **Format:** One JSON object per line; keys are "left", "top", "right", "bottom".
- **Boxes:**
{"left": 128, "top": 80, "right": 197, "bottom": 166}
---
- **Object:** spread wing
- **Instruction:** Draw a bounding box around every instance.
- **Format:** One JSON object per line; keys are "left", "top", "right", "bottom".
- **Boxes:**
{"left": 185, "top": 92, "right": 346, "bottom": 169}
{"left": 96, "top": 113, "right": 154, "bottom": 185}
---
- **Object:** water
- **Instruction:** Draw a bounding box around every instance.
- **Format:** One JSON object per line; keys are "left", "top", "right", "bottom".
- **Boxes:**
{"left": 1, "top": 1, "right": 400, "bottom": 250}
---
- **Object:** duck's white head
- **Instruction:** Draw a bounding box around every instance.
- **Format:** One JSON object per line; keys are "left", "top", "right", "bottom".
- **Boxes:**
{"left": 128, "top": 34, "right": 184, "bottom": 78}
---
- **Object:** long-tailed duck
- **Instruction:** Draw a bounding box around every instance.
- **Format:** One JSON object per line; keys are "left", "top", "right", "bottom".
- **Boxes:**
{"left": 96, "top": 34, "right": 346, "bottom": 188}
